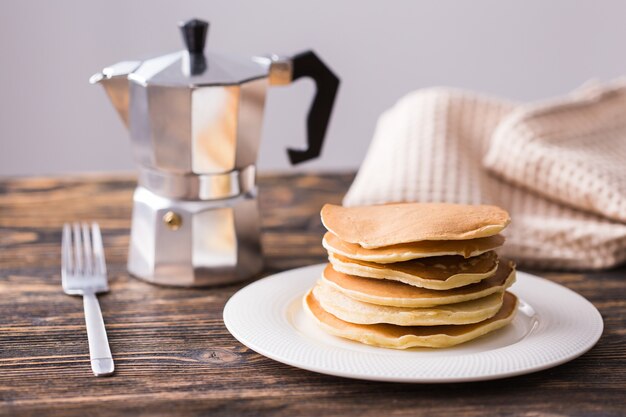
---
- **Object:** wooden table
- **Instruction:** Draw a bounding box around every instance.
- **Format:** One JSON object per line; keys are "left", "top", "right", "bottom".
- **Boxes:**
{"left": 1, "top": 173, "right": 624, "bottom": 417}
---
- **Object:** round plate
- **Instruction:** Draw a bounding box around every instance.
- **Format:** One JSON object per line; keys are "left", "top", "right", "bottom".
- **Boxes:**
{"left": 223, "top": 264, "right": 603, "bottom": 383}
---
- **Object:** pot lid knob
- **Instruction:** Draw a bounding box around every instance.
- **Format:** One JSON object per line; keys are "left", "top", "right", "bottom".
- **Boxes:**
{"left": 179, "top": 18, "right": 209, "bottom": 55}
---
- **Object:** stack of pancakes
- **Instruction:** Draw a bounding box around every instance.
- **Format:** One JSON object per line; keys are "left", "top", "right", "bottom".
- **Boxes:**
{"left": 303, "top": 202, "right": 519, "bottom": 349}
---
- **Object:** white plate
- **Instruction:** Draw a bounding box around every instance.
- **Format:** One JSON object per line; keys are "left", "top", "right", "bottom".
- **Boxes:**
{"left": 223, "top": 264, "right": 603, "bottom": 383}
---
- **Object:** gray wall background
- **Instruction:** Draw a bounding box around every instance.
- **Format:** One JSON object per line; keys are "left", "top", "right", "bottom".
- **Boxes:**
{"left": 1, "top": 0, "right": 626, "bottom": 176}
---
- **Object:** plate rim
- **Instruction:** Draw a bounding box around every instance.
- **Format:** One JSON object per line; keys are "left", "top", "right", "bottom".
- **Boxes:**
{"left": 223, "top": 263, "right": 603, "bottom": 383}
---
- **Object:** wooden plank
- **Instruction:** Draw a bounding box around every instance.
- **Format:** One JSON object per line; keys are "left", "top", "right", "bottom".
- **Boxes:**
{"left": 0, "top": 173, "right": 624, "bottom": 417}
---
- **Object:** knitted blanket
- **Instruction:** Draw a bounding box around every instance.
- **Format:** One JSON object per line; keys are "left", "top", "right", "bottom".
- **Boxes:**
{"left": 344, "top": 80, "right": 626, "bottom": 269}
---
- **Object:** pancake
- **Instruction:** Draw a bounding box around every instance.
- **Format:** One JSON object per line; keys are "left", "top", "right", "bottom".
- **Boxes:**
{"left": 323, "top": 232, "right": 505, "bottom": 264}
{"left": 303, "top": 290, "right": 518, "bottom": 349}
{"left": 329, "top": 250, "right": 500, "bottom": 290}
{"left": 328, "top": 251, "right": 500, "bottom": 290}
{"left": 321, "top": 203, "right": 510, "bottom": 248}
{"left": 313, "top": 280, "right": 504, "bottom": 326}
{"left": 322, "top": 261, "right": 516, "bottom": 307}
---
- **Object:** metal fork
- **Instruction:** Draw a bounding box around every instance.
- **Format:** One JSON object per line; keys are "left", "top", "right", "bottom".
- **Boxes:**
{"left": 62, "top": 222, "right": 114, "bottom": 376}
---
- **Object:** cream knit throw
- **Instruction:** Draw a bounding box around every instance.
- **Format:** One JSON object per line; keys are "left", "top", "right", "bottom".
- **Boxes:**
{"left": 344, "top": 80, "right": 626, "bottom": 270}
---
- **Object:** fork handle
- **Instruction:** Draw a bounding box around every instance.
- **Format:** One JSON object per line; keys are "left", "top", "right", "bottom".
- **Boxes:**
{"left": 83, "top": 292, "right": 115, "bottom": 376}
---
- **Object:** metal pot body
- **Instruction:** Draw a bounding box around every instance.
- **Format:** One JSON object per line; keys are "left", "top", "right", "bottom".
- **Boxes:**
{"left": 128, "top": 77, "right": 268, "bottom": 176}
{"left": 128, "top": 186, "right": 263, "bottom": 287}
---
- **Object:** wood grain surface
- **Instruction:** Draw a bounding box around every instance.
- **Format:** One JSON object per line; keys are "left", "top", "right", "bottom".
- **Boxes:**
{"left": 0, "top": 173, "right": 624, "bottom": 417}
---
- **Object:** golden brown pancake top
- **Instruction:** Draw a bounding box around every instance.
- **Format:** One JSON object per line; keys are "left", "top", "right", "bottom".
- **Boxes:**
{"left": 323, "top": 260, "right": 514, "bottom": 299}
{"left": 305, "top": 290, "right": 517, "bottom": 338}
{"left": 321, "top": 203, "right": 511, "bottom": 248}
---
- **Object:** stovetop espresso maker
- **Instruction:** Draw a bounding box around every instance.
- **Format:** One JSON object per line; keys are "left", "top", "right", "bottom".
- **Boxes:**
{"left": 91, "top": 18, "right": 339, "bottom": 286}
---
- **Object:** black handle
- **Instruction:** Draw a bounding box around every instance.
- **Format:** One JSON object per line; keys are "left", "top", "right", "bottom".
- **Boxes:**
{"left": 179, "top": 18, "right": 209, "bottom": 54}
{"left": 288, "top": 51, "right": 340, "bottom": 164}
{"left": 179, "top": 18, "right": 209, "bottom": 75}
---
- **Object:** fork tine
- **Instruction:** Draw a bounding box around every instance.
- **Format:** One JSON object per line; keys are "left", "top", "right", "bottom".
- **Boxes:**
{"left": 91, "top": 222, "right": 107, "bottom": 276}
{"left": 82, "top": 223, "right": 94, "bottom": 276}
{"left": 72, "top": 223, "right": 83, "bottom": 275}
{"left": 62, "top": 223, "right": 73, "bottom": 276}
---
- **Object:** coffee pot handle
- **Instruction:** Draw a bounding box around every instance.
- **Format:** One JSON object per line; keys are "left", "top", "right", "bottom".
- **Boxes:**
{"left": 287, "top": 51, "right": 340, "bottom": 164}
